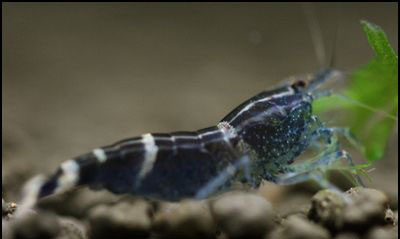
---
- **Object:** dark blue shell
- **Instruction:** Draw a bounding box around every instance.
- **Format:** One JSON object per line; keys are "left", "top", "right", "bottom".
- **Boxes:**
{"left": 223, "top": 88, "right": 312, "bottom": 166}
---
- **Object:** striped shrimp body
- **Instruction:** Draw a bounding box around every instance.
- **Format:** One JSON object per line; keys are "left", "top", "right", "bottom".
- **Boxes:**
{"left": 35, "top": 68, "right": 364, "bottom": 202}
{"left": 40, "top": 125, "right": 240, "bottom": 201}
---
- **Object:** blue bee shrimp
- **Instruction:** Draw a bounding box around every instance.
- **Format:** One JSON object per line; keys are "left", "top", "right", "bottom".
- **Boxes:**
{"left": 34, "top": 68, "right": 364, "bottom": 202}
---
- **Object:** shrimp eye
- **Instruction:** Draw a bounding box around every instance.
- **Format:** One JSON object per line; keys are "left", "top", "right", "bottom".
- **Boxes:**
{"left": 292, "top": 80, "right": 306, "bottom": 89}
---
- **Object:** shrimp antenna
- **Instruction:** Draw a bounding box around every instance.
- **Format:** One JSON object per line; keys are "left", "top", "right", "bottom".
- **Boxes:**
{"left": 328, "top": 17, "right": 338, "bottom": 68}
{"left": 302, "top": 3, "right": 326, "bottom": 68}
{"left": 334, "top": 93, "right": 398, "bottom": 121}
{"left": 328, "top": 4, "right": 343, "bottom": 68}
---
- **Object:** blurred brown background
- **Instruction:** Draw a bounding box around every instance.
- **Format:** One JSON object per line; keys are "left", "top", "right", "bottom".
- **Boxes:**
{"left": 2, "top": 3, "right": 398, "bottom": 201}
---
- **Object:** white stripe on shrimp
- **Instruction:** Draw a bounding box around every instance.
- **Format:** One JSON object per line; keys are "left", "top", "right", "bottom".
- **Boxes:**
{"left": 227, "top": 87, "right": 295, "bottom": 123}
{"left": 137, "top": 133, "right": 158, "bottom": 185}
{"left": 93, "top": 148, "right": 107, "bottom": 163}
{"left": 54, "top": 160, "right": 80, "bottom": 194}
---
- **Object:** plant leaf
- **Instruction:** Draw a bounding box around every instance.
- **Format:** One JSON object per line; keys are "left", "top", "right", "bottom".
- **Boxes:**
{"left": 313, "top": 20, "right": 398, "bottom": 162}
{"left": 360, "top": 20, "right": 398, "bottom": 67}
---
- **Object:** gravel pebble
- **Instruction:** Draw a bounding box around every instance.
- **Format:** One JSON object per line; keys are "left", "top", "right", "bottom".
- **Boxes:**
{"left": 308, "top": 189, "right": 347, "bottom": 231}
{"left": 343, "top": 187, "right": 389, "bottom": 231}
{"left": 275, "top": 193, "right": 312, "bottom": 219}
{"left": 210, "top": 192, "right": 275, "bottom": 239}
{"left": 367, "top": 226, "right": 398, "bottom": 239}
{"left": 269, "top": 215, "right": 330, "bottom": 239}
{"left": 2, "top": 199, "right": 17, "bottom": 220}
{"left": 2, "top": 220, "right": 13, "bottom": 239}
{"left": 308, "top": 187, "right": 391, "bottom": 233}
{"left": 384, "top": 208, "right": 397, "bottom": 226}
{"left": 11, "top": 211, "right": 61, "bottom": 239}
{"left": 152, "top": 199, "right": 215, "bottom": 239}
{"left": 38, "top": 188, "right": 119, "bottom": 219}
{"left": 56, "top": 217, "right": 87, "bottom": 239}
{"left": 88, "top": 199, "right": 152, "bottom": 239}
{"left": 333, "top": 232, "right": 361, "bottom": 239}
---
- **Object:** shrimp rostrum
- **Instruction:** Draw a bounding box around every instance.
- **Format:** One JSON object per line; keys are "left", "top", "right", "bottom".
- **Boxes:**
{"left": 34, "top": 68, "right": 364, "bottom": 202}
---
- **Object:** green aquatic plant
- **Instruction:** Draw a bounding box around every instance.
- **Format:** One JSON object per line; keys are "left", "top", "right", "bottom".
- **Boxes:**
{"left": 314, "top": 20, "right": 398, "bottom": 163}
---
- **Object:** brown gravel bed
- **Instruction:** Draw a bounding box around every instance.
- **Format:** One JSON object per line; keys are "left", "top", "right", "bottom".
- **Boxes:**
{"left": 2, "top": 187, "right": 397, "bottom": 239}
